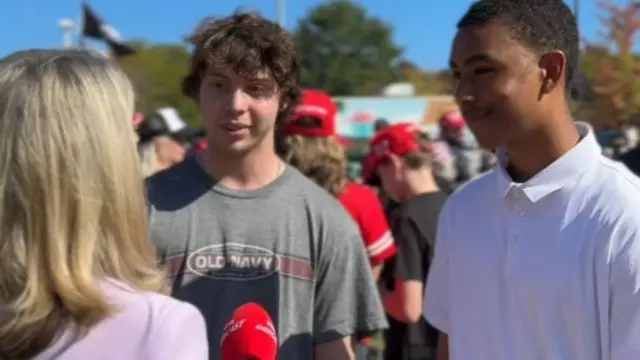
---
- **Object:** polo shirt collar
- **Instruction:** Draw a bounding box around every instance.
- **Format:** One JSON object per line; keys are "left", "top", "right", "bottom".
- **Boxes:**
{"left": 495, "top": 122, "right": 602, "bottom": 203}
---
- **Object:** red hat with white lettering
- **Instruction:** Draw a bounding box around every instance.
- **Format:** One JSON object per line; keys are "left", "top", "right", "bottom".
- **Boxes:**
{"left": 280, "top": 89, "right": 351, "bottom": 146}
{"left": 362, "top": 123, "right": 427, "bottom": 184}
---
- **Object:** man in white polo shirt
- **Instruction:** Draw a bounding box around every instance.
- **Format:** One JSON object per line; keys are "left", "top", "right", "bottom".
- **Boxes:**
{"left": 424, "top": 1, "right": 640, "bottom": 360}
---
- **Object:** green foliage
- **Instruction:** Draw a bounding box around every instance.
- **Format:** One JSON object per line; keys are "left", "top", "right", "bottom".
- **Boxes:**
{"left": 398, "top": 61, "right": 453, "bottom": 95}
{"left": 293, "top": 0, "right": 404, "bottom": 95}
{"left": 116, "top": 43, "right": 201, "bottom": 126}
{"left": 587, "top": 0, "right": 640, "bottom": 128}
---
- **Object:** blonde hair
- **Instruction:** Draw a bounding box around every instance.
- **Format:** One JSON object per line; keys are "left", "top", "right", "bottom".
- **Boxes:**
{"left": 0, "top": 49, "right": 168, "bottom": 359}
{"left": 279, "top": 134, "right": 348, "bottom": 197}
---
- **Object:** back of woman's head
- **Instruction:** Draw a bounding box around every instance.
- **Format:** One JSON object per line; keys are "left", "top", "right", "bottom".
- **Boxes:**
{"left": 0, "top": 49, "right": 167, "bottom": 358}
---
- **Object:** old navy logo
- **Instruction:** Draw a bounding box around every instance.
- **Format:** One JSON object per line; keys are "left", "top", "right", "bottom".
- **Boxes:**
{"left": 187, "top": 243, "right": 280, "bottom": 280}
{"left": 165, "top": 244, "right": 314, "bottom": 281}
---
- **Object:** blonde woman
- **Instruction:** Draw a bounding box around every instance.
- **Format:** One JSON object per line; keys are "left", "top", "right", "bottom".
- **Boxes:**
{"left": 0, "top": 49, "right": 208, "bottom": 359}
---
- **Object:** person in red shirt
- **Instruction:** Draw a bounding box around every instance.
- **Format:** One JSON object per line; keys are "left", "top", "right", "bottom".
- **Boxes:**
{"left": 277, "top": 89, "right": 396, "bottom": 278}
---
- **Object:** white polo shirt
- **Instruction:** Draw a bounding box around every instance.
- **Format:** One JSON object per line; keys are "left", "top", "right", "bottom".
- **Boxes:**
{"left": 424, "top": 123, "right": 640, "bottom": 360}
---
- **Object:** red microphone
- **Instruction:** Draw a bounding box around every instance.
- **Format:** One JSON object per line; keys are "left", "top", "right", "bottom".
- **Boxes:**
{"left": 220, "top": 303, "right": 278, "bottom": 360}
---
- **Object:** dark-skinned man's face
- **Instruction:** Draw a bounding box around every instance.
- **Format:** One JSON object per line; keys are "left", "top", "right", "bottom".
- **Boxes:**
{"left": 450, "top": 20, "right": 561, "bottom": 149}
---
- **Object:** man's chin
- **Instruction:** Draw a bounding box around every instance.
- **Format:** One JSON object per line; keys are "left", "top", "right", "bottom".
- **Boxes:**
{"left": 210, "top": 138, "right": 256, "bottom": 155}
{"left": 472, "top": 134, "right": 503, "bottom": 150}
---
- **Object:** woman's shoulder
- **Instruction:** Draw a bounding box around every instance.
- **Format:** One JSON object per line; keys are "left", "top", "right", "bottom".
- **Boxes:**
{"left": 102, "top": 279, "right": 202, "bottom": 322}
{"left": 36, "top": 280, "right": 207, "bottom": 360}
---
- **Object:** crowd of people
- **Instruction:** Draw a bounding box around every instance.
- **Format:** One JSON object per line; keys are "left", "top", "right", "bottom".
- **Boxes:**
{"left": 1, "top": 0, "right": 640, "bottom": 360}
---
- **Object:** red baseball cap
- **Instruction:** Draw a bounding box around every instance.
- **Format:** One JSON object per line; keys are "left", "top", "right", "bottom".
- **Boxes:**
{"left": 439, "top": 111, "right": 466, "bottom": 130}
{"left": 362, "top": 123, "right": 424, "bottom": 184}
{"left": 280, "top": 89, "right": 351, "bottom": 146}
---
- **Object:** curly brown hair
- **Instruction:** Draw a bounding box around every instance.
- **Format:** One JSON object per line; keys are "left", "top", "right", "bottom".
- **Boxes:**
{"left": 182, "top": 12, "right": 300, "bottom": 124}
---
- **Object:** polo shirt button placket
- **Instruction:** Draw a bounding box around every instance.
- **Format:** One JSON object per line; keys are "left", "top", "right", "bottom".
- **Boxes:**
{"left": 513, "top": 189, "right": 525, "bottom": 216}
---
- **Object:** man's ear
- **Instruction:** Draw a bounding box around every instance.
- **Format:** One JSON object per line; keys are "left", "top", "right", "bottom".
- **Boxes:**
{"left": 389, "top": 154, "right": 404, "bottom": 174}
{"left": 538, "top": 50, "right": 566, "bottom": 95}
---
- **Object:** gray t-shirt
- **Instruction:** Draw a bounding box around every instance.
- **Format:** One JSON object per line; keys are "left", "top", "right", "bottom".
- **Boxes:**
{"left": 147, "top": 156, "right": 387, "bottom": 359}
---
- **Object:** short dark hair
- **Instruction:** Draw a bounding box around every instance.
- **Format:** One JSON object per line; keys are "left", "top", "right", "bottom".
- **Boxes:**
{"left": 457, "top": 0, "right": 579, "bottom": 87}
{"left": 182, "top": 12, "right": 300, "bottom": 123}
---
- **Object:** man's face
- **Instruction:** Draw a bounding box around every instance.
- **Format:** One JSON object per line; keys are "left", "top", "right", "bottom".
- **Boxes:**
{"left": 377, "top": 157, "right": 405, "bottom": 203}
{"left": 198, "top": 68, "right": 281, "bottom": 155}
{"left": 450, "top": 21, "right": 545, "bottom": 149}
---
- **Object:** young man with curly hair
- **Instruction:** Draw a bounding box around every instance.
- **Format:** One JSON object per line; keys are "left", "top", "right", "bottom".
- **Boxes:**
{"left": 147, "top": 13, "right": 387, "bottom": 360}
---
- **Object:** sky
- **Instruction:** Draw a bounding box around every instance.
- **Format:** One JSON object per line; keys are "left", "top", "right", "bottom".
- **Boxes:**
{"left": 0, "top": 0, "right": 628, "bottom": 71}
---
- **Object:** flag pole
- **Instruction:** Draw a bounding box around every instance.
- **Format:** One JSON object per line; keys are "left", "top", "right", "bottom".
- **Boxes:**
{"left": 77, "top": 1, "right": 85, "bottom": 48}
{"left": 276, "top": 0, "right": 285, "bottom": 27}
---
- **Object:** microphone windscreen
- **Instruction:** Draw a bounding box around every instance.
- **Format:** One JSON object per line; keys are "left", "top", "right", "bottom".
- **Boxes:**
{"left": 220, "top": 303, "right": 278, "bottom": 360}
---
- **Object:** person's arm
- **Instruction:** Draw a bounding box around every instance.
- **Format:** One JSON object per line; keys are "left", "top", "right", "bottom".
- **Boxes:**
{"left": 380, "top": 217, "right": 425, "bottom": 323}
{"left": 610, "top": 225, "right": 640, "bottom": 359}
{"left": 371, "top": 264, "right": 384, "bottom": 281}
{"left": 315, "top": 337, "right": 355, "bottom": 360}
{"left": 423, "top": 205, "right": 453, "bottom": 342}
{"left": 313, "top": 211, "right": 388, "bottom": 360}
{"left": 149, "top": 302, "right": 209, "bottom": 360}
{"left": 356, "top": 187, "right": 396, "bottom": 274}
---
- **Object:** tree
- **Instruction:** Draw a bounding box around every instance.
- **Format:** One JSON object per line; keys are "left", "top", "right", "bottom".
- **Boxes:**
{"left": 398, "top": 61, "right": 453, "bottom": 95}
{"left": 294, "top": 0, "right": 404, "bottom": 96}
{"left": 116, "top": 43, "right": 201, "bottom": 126}
{"left": 588, "top": 0, "right": 640, "bottom": 128}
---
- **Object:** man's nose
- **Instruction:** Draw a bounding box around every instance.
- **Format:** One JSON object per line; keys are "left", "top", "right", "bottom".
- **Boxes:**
{"left": 226, "top": 89, "right": 249, "bottom": 115}
{"left": 454, "top": 79, "right": 476, "bottom": 106}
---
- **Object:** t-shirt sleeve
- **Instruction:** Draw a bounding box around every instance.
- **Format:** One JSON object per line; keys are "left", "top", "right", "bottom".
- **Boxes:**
{"left": 356, "top": 188, "right": 397, "bottom": 266}
{"left": 313, "top": 213, "right": 388, "bottom": 345}
{"left": 394, "top": 216, "right": 425, "bottom": 282}
{"left": 148, "top": 300, "right": 209, "bottom": 360}
{"left": 610, "top": 223, "right": 640, "bottom": 359}
{"left": 147, "top": 201, "right": 168, "bottom": 263}
{"left": 423, "top": 203, "right": 452, "bottom": 334}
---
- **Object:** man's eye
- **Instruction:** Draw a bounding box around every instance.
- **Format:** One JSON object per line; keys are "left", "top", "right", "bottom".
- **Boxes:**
{"left": 205, "top": 79, "right": 224, "bottom": 89}
{"left": 475, "top": 68, "right": 495, "bottom": 75}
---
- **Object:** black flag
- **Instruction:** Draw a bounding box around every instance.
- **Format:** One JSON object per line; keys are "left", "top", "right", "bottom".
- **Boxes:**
{"left": 80, "top": 3, "right": 136, "bottom": 57}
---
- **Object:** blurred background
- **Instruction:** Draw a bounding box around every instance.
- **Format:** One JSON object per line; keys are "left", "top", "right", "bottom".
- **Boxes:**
{"left": 1, "top": 0, "right": 639, "bottom": 177}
